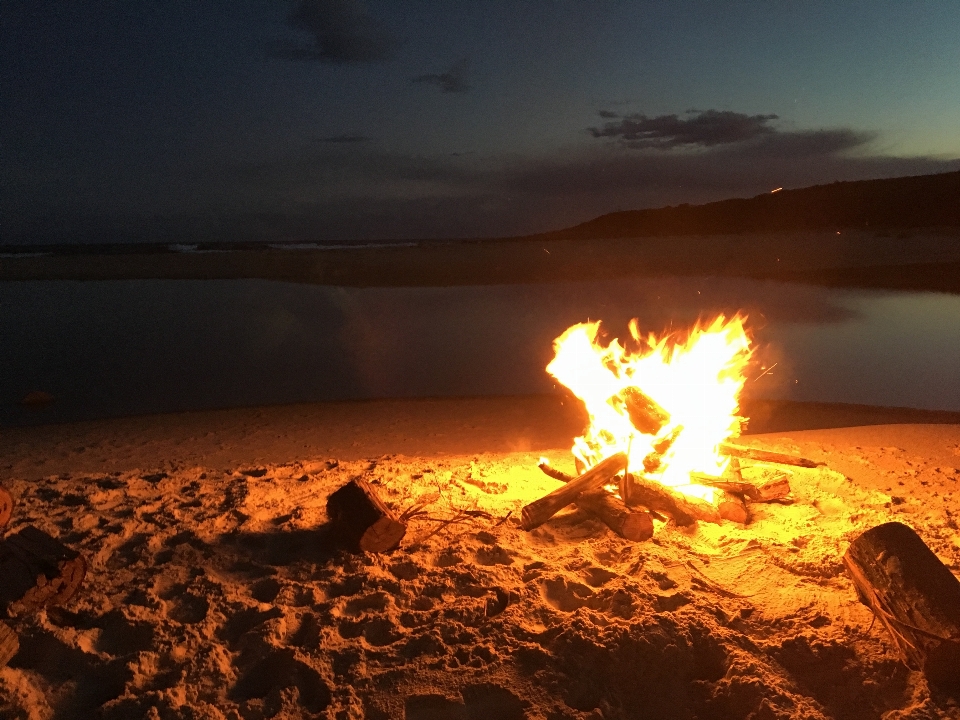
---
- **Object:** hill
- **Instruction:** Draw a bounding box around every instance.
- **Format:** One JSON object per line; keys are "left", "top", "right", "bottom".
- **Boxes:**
{"left": 526, "top": 170, "right": 960, "bottom": 240}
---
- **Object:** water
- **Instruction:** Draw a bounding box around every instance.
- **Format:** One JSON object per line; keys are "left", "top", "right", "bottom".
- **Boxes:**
{"left": 1, "top": 277, "right": 958, "bottom": 425}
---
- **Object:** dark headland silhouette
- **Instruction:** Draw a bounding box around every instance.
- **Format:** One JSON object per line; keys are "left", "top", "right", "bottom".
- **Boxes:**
{"left": 523, "top": 170, "right": 960, "bottom": 241}
{"left": 2, "top": 170, "right": 958, "bottom": 291}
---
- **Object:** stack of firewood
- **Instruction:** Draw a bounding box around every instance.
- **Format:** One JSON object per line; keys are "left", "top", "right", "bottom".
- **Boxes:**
{"left": 0, "top": 485, "right": 88, "bottom": 668}
{"left": 520, "top": 388, "right": 822, "bottom": 539}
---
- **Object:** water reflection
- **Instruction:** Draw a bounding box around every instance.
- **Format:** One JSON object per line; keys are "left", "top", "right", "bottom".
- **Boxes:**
{"left": 1, "top": 276, "right": 958, "bottom": 425}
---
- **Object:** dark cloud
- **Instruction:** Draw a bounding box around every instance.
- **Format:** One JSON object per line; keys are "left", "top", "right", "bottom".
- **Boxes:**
{"left": 269, "top": 0, "right": 394, "bottom": 64}
{"left": 413, "top": 59, "right": 470, "bottom": 93}
{"left": 317, "top": 134, "right": 370, "bottom": 144}
{"left": 589, "top": 109, "right": 779, "bottom": 148}
{"left": 597, "top": 110, "right": 619, "bottom": 119}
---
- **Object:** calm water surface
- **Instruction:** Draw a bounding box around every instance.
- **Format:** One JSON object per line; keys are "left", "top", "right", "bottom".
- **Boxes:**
{"left": 1, "top": 277, "right": 958, "bottom": 425}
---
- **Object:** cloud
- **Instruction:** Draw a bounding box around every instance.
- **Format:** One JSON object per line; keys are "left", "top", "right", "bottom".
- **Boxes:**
{"left": 597, "top": 110, "right": 619, "bottom": 119}
{"left": 413, "top": 59, "right": 470, "bottom": 94}
{"left": 269, "top": 0, "right": 394, "bottom": 64}
{"left": 317, "top": 134, "right": 370, "bottom": 144}
{"left": 589, "top": 109, "right": 780, "bottom": 148}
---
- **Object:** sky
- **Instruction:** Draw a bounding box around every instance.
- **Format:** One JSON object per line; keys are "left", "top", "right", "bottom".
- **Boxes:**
{"left": 2, "top": 0, "right": 960, "bottom": 244}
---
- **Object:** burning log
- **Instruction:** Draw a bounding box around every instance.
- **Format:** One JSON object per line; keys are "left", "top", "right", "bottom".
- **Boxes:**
{"left": 522, "top": 452, "right": 628, "bottom": 531}
{"left": 615, "top": 387, "right": 671, "bottom": 435}
{"left": 0, "top": 526, "right": 87, "bottom": 615}
{"left": 719, "top": 442, "right": 823, "bottom": 469}
{"left": 0, "top": 621, "right": 17, "bottom": 668}
{"left": 642, "top": 425, "right": 683, "bottom": 473}
{"left": 843, "top": 522, "right": 960, "bottom": 691}
{"left": 537, "top": 461, "right": 653, "bottom": 541}
{"left": 326, "top": 478, "right": 406, "bottom": 553}
{"left": 0, "top": 485, "right": 12, "bottom": 529}
{"left": 621, "top": 473, "right": 721, "bottom": 526}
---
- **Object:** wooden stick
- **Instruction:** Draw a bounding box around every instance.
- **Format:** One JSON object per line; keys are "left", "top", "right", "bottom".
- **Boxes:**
{"left": 522, "top": 452, "right": 628, "bottom": 531}
{"left": 0, "top": 526, "right": 87, "bottom": 615}
{"left": 326, "top": 478, "right": 406, "bottom": 553}
{"left": 621, "top": 473, "right": 721, "bottom": 526}
{"left": 0, "top": 621, "right": 17, "bottom": 668}
{"left": 0, "top": 485, "right": 12, "bottom": 530}
{"left": 537, "top": 462, "right": 653, "bottom": 541}
{"left": 843, "top": 522, "right": 960, "bottom": 691}
{"left": 615, "top": 387, "right": 670, "bottom": 435}
{"left": 719, "top": 442, "right": 823, "bottom": 468}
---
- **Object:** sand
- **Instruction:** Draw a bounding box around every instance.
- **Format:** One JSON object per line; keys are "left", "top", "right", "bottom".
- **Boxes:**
{"left": 1, "top": 397, "right": 960, "bottom": 719}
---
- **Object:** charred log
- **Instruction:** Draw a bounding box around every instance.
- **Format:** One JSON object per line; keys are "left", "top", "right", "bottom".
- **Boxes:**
{"left": 615, "top": 387, "right": 670, "bottom": 435}
{"left": 0, "top": 621, "right": 17, "bottom": 667}
{"left": 326, "top": 478, "right": 406, "bottom": 553}
{"left": 642, "top": 425, "right": 683, "bottom": 473}
{"left": 621, "top": 473, "right": 721, "bottom": 525}
{"left": 522, "top": 452, "right": 628, "bottom": 531}
{"left": 719, "top": 442, "right": 823, "bottom": 469}
{"left": 537, "top": 461, "right": 653, "bottom": 541}
{"left": 843, "top": 522, "right": 960, "bottom": 691}
{"left": 0, "top": 526, "right": 87, "bottom": 615}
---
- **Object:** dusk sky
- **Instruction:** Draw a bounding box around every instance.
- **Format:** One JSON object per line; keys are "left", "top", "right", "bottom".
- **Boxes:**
{"left": 3, "top": 0, "right": 960, "bottom": 244}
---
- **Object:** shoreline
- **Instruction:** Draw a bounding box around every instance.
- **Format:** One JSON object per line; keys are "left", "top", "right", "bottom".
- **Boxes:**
{"left": 2, "top": 230, "right": 959, "bottom": 293}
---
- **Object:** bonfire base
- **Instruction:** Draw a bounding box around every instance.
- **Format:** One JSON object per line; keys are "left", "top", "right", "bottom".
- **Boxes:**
{"left": 843, "top": 521, "right": 960, "bottom": 691}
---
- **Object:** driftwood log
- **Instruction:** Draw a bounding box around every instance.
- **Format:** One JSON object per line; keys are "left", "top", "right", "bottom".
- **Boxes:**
{"left": 621, "top": 473, "right": 721, "bottom": 525}
{"left": 326, "top": 478, "right": 406, "bottom": 553}
{"left": 0, "top": 621, "right": 17, "bottom": 667}
{"left": 691, "top": 470, "right": 791, "bottom": 503}
{"left": 0, "top": 526, "right": 87, "bottom": 615}
{"left": 522, "top": 452, "right": 628, "bottom": 531}
{"left": 537, "top": 462, "right": 653, "bottom": 541}
{"left": 719, "top": 442, "right": 823, "bottom": 469}
{"left": 0, "top": 485, "right": 12, "bottom": 529}
{"left": 843, "top": 522, "right": 960, "bottom": 691}
{"left": 717, "top": 491, "right": 748, "bottom": 524}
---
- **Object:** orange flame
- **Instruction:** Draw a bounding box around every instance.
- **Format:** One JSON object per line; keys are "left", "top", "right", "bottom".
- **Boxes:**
{"left": 547, "top": 315, "right": 752, "bottom": 500}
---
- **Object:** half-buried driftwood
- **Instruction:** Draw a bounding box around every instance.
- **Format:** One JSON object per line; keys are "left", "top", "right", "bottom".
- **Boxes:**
{"left": 537, "top": 461, "right": 653, "bottom": 541}
{"left": 0, "top": 485, "right": 13, "bottom": 529}
{"left": 717, "top": 491, "right": 748, "bottom": 524}
{"left": 326, "top": 478, "right": 406, "bottom": 553}
{"left": 719, "top": 442, "right": 823, "bottom": 469}
{"left": 0, "top": 621, "right": 18, "bottom": 667}
{"left": 621, "top": 473, "right": 721, "bottom": 526}
{"left": 843, "top": 522, "right": 960, "bottom": 691}
{"left": 0, "top": 526, "right": 87, "bottom": 615}
{"left": 691, "top": 469, "right": 791, "bottom": 504}
{"left": 522, "top": 452, "right": 628, "bottom": 531}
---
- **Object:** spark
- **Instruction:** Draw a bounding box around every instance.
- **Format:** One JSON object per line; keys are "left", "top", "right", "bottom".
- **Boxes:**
{"left": 754, "top": 362, "right": 777, "bottom": 381}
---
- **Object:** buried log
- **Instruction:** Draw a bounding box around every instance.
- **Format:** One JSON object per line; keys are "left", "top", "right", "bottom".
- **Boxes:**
{"left": 0, "top": 485, "right": 12, "bottom": 529}
{"left": 326, "top": 478, "right": 406, "bottom": 553}
{"left": 522, "top": 452, "right": 628, "bottom": 531}
{"left": 0, "top": 621, "right": 17, "bottom": 667}
{"left": 719, "top": 442, "right": 823, "bottom": 469}
{"left": 621, "top": 473, "right": 721, "bottom": 526}
{"left": 537, "top": 461, "right": 653, "bottom": 541}
{"left": 0, "top": 526, "right": 87, "bottom": 615}
{"left": 843, "top": 522, "right": 960, "bottom": 691}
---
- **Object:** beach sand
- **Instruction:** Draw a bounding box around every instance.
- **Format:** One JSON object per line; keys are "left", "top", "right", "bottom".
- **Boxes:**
{"left": 1, "top": 397, "right": 960, "bottom": 719}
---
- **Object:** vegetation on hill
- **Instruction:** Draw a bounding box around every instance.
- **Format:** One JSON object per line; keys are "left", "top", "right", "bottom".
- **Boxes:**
{"left": 527, "top": 170, "right": 960, "bottom": 240}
